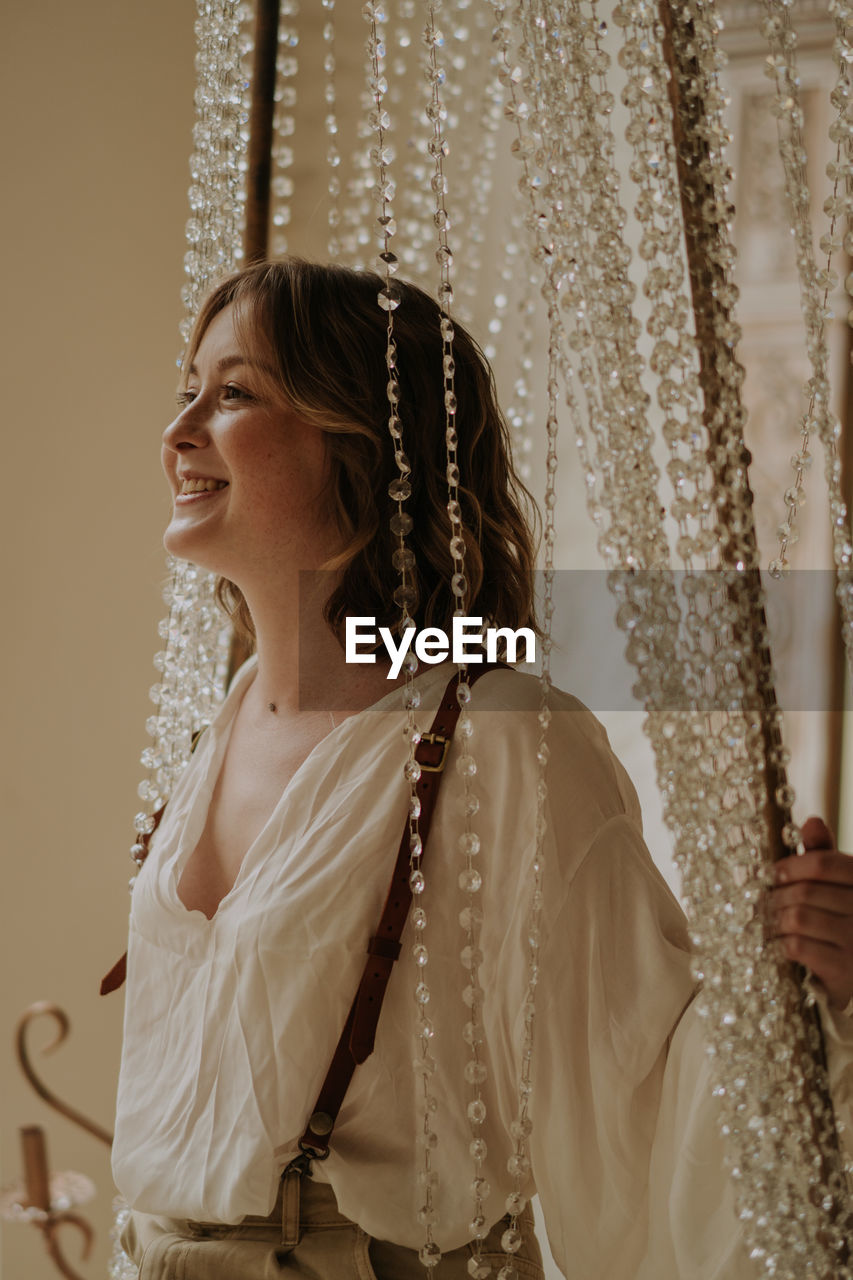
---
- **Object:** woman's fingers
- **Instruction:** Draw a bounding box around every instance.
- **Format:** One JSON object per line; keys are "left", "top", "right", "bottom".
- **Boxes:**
{"left": 774, "top": 849, "right": 853, "bottom": 889}
{"left": 770, "top": 901, "right": 852, "bottom": 948}
{"left": 800, "top": 814, "right": 835, "bottom": 851}
{"left": 769, "top": 820, "right": 853, "bottom": 1010}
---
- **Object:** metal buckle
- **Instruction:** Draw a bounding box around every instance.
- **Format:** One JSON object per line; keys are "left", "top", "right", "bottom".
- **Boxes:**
{"left": 417, "top": 731, "right": 450, "bottom": 772}
{"left": 297, "top": 1140, "right": 331, "bottom": 1162}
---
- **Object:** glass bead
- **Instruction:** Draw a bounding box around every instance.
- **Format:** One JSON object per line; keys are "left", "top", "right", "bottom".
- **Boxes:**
{"left": 505, "top": 1192, "right": 526, "bottom": 1215}
{"left": 469, "top": 1137, "right": 487, "bottom": 1161}
{"left": 459, "top": 868, "right": 483, "bottom": 893}
{"left": 463, "top": 1020, "right": 484, "bottom": 1046}
{"left": 467, "top": 1098, "right": 487, "bottom": 1124}
{"left": 409, "top": 869, "right": 426, "bottom": 893}
{"left": 377, "top": 288, "right": 401, "bottom": 312}
{"left": 468, "top": 1215, "right": 488, "bottom": 1239}
{"left": 456, "top": 754, "right": 477, "bottom": 778}
{"left": 412, "top": 907, "right": 427, "bottom": 930}
{"left": 412, "top": 944, "right": 429, "bottom": 967}
{"left": 390, "top": 512, "right": 413, "bottom": 536}
{"left": 392, "top": 546, "right": 416, "bottom": 571}
{"left": 496, "top": 1267, "right": 518, "bottom": 1280}
{"left": 464, "top": 1059, "right": 488, "bottom": 1085}
{"left": 467, "top": 1259, "right": 491, "bottom": 1279}
{"left": 460, "top": 945, "right": 483, "bottom": 970}
{"left": 415, "top": 982, "right": 430, "bottom": 1005}
{"left": 458, "top": 831, "right": 480, "bottom": 856}
{"left": 501, "top": 1229, "right": 522, "bottom": 1255}
{"left": 419, "top": 1243, "right": 441, "bottom": 1268}
{"left": 418, "top": 1205, "right": 439, "bottom": 1227}
{"left": 506, "top": 1152, "right": 530, "bottom": 1178}
{"left": 393, "top": 584, "right": 417, "bottom": 608}
{"left": 404, "top": 760, "right": 422, "bottom": 783}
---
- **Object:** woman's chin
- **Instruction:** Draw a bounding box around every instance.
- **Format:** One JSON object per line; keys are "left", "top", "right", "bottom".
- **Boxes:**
{"left": 163, "top": 524, "right": 225, "bottom": 574}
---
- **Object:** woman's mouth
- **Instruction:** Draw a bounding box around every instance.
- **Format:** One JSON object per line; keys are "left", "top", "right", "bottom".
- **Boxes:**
{"left": 180, "top": 477, "right": 228, "bottom": 495}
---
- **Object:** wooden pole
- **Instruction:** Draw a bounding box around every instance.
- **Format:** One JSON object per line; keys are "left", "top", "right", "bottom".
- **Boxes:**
{"left": 244, "top": 0, "right": 281, "bottom": 264}
{"left": 228, "top": 0, "right": 281, "bottom": 680}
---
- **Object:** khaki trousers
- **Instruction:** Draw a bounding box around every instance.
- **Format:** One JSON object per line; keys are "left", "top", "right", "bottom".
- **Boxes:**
{"left": 121, "top": 1173, "right": 544, "bottom": 1279}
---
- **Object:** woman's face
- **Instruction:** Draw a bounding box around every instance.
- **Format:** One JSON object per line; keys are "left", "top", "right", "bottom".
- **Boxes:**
{"left": 161, "top": 304, "right": 339, "bottom": 588}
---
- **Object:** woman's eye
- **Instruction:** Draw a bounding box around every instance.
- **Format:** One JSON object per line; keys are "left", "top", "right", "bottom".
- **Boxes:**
{"left": 223, "top": 384, "right": 251, "bottom": 401}
{"left": 176, "top": 390, "right": 197, "bottom": 407}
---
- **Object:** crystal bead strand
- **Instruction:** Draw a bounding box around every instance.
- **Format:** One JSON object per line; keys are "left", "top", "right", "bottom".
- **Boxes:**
{"left": 503, "top": 0, "right": 853, "bottom": 1268}
{"left": 392, "top": 0, "right": 434, "bottom": 284}
{"left": 495, "top": 350, "right": 559, "bottom": 1280}
{"left": 448, "top": 1, "right": 497, "bottom": 322}
{"left": 322, "top": 0, "right": 342, "bottom": 259}
{"left": 761, "top": 0, "right": 845, "bottom": 582}
{"left": 423, "top": 8, "right": 489, "bottom": 1271}
{"left": 612, "top": 0, "right": 718, "bottom": 719}
{"left": 362, "top": 6, "right": 443, "bottom": 1268}
{"left": 616, "top": 0, "right": 710, "bottom": 568}
{"left": 130, "top": 0, "right": 248, "bottom": 892}
{"left": 617, "top": 2, "right": 853, "bottom": 1267}
{"left": 518, "top": 0, "right": 671, "bottom": 573}
{"left": 340, "top": 4, "right": 383, "bottom": 267}
{"left": 486, "top": 8, "right": 609, "bottom": 1272}
{"left": 623, "top": 2, "right": 852, "bottom": 1269}
{"left": 491, "top": 5, "right": 611, "bottom": 554}
{"left": 503, "top": 268, "right": 537, "bottom": 483}
{"left": 269, "top": 2, "right": 299, "bottom": 259}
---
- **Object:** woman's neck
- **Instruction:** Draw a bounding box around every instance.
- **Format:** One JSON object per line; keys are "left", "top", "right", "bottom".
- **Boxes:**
{"left": 242, "top": 577, "right": 399, "bottom": 720}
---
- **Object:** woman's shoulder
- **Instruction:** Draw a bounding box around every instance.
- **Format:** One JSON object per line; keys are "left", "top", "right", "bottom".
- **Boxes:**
{"left": 466, "top": 664, "right": 643, "bottom": 828}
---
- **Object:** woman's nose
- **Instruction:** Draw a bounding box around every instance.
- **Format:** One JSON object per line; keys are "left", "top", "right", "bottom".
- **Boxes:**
{"left": 162, "top": 401, "right": 208, "bottom": 453}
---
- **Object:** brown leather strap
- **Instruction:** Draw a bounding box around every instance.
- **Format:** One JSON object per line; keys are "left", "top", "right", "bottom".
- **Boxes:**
{"left": 299, "top": 663, "right": 502, "bottom": 1159}
{"left": 100, "top": 803, "right": 168, "bottom": 995}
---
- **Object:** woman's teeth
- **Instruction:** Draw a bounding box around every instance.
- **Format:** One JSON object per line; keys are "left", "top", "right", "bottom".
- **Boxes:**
{"left": 180, "top": 478, "right": 227, "bottom": 494}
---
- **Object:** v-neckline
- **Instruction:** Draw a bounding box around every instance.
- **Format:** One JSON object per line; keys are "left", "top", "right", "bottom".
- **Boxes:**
{"left": 171, "top": 657, "right": 456, "bottom": 922}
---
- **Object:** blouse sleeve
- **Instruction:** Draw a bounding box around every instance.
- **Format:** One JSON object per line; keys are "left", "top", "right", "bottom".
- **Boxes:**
{"left": 526, "top": 725, "right": 853, "bottom": 1279}
{"left": 530, "top": 811, "right": 697, "bottom": 1278}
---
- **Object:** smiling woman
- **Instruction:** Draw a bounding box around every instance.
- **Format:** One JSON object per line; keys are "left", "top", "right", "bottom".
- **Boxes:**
{"left": 162, "top": 303, "right": 339, "bottom": 595}
{"left": 109, "top": 258, "right": 853, "bottom": 1280}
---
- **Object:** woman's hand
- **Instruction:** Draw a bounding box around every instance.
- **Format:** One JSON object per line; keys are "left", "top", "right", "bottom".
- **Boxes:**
{"left": 770, "top": 816, "right": 853, "bottom": 1012}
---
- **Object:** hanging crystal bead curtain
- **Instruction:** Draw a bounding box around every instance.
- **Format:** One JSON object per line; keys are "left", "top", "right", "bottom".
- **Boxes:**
{"left": 117, "top": 3, "right": 853, "bottom": 1278}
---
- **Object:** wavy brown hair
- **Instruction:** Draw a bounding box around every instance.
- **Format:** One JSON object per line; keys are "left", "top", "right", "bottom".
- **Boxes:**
{"left": 182, "top": 258, "right": 538, "bottom": 647}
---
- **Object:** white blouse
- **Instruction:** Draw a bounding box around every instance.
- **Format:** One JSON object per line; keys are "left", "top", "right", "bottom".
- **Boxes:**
{"left": 111, "top": 657, "right": 853, "bottom": 1278}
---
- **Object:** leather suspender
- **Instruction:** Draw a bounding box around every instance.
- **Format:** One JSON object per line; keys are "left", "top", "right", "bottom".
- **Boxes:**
{"left": 103, "top": 662, "right": 503, "bottom": 1166}
{"left": 298, "top": 662, "right": 501, "bottom": 1159}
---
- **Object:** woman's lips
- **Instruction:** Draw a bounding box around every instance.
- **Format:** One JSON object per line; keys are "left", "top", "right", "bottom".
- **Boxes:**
{"left": 175, "top": 477, "right": 229, "bottom": 503}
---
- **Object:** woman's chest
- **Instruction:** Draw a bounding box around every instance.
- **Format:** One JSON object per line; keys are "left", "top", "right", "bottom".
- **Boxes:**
{"left": 176, "top": 719, "right": 331, "bottom": 918}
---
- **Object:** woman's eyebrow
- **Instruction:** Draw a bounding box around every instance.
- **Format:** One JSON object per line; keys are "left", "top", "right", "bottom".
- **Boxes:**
{"left": 186, "top": 354, "right": 252, "bottom": 377}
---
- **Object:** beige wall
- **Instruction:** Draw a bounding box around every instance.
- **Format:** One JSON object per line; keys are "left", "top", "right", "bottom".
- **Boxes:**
{"left": 2, "top": 4, "right": 195, "bottom": 1275}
